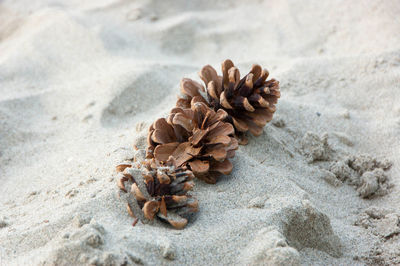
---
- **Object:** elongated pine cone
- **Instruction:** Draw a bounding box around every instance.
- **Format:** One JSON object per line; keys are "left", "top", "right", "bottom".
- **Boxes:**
{"left": 117, "top": 160, "right": 198, "bottom": 229}
{"left": 177, "top": 59, "right": 280, "bottom": 143}
{"left": 147, "top": 101, "right": 238, "bottom": 184}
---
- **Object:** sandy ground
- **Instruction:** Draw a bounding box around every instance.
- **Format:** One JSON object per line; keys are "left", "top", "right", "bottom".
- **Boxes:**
{"left": 1, "top": 0, "right": 400, "bottom": 265}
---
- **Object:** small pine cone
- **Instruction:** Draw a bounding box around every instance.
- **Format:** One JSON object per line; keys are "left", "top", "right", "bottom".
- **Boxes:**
{"left": 200, "top": 59, "right": 280, "bottom": 138}
{"left": 148, "top": 101, "right": 238, "bottom": 184}
{"left": 117, "top": 162, "right": 198, "bottom": 229}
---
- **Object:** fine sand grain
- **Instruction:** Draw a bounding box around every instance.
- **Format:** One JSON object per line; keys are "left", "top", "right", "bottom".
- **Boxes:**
{"left": 1, "top": 0, "right": 400, "bottom": 265}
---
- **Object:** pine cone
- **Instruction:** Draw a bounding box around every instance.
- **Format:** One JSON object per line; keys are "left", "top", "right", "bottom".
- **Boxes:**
{"left": 177, "top": 60, "right": 280, "bottom": 143}
{"left": 200, "top": 59, "right": 280, "bottom": 138}
{"left": 117, "top": 160, "right": 198, "bottom": 229}
{"left": 147, "top": 101, "right": 238, "bottom": 184}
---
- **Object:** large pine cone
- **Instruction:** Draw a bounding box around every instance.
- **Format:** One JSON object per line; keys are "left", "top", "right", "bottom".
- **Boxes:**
{"left": 117, "top": 160, "right": 198, "bottom": 229}
{"left": 177, "top": 59, "right": 280, "bottom": 142}
{"left": 147, "top": 101, "right": 238, "bottom": 184}
{"left": 201, "top": 59, "right": 280, "bottom": 137}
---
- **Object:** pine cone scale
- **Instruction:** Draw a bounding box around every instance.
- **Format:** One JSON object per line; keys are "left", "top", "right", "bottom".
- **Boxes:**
{"left": 205, "top": 135, "right": 231, "bottom": 145}
{"left": 246, "top": 120, "right": 264, "bottom": 136}
{"left": 189, "top": 160, "right": 210, "bottom": 175}
{"left": 171, "top": 142, "right": 194, "bottom": 167}
{"left": 199, "top": 65, "right": 221, "bottom": 90}
{"left": 172, "top": 113, "right": 194, "bottom": 132}
{"left": 232, "top": 116, "right": 249, "bottom": 132}
{"left": 143, "top": 200, "right": 159, "bottom": 220}
{"left": 222, "top": 59, "right": 234, "bottom": 88}
{"left": 180, "top": 78, "right": 204, "bottom": 97}
{"left": 155, "top": 118, "right": 177, "bottom": 141}
{"left": 190, "top": 128, "right": 209, "bottom": 146}
{"left": 160, "top": 197, "right": 168, "bottom": 216}
{"left": 154, "top": 142, "right": 179, "bottom": 162}
{"left": 220, "top": 91, "right": 234, "bottom": 109}
{"left": 206, "top": 122, "right": 234, "bottom": 140}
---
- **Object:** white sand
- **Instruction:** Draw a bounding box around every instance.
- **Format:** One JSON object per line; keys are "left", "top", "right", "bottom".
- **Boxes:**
{"left": 1, "top": 0, "right": 400, "bottom": 265}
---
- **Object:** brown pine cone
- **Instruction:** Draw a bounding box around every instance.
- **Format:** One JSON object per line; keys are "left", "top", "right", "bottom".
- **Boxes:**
{"left": 117, "top": 161, "right": 198, "bottom": 229}
{"left": 177, "top": 60, "right": 280, "bottom": 144}
{"left": 147, "top": 101, "right": 238, "bottom": 184}
{"left": 200, "top": 59, "right": 280, "bottom": 138}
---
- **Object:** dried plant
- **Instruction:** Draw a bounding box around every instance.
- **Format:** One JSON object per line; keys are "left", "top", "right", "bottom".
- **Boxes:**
{"left": 117, "top": 160, "right": 198, "bottom": 229}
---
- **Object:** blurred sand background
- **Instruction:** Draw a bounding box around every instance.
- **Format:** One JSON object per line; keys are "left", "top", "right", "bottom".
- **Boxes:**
{"left": 1, "top": 0, "right": 400, "bottom": 265}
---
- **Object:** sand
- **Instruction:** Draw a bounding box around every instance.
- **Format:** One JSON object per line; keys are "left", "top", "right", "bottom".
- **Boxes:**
{"left": 1, "top": 0, "right": 400, "bottom": 265}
